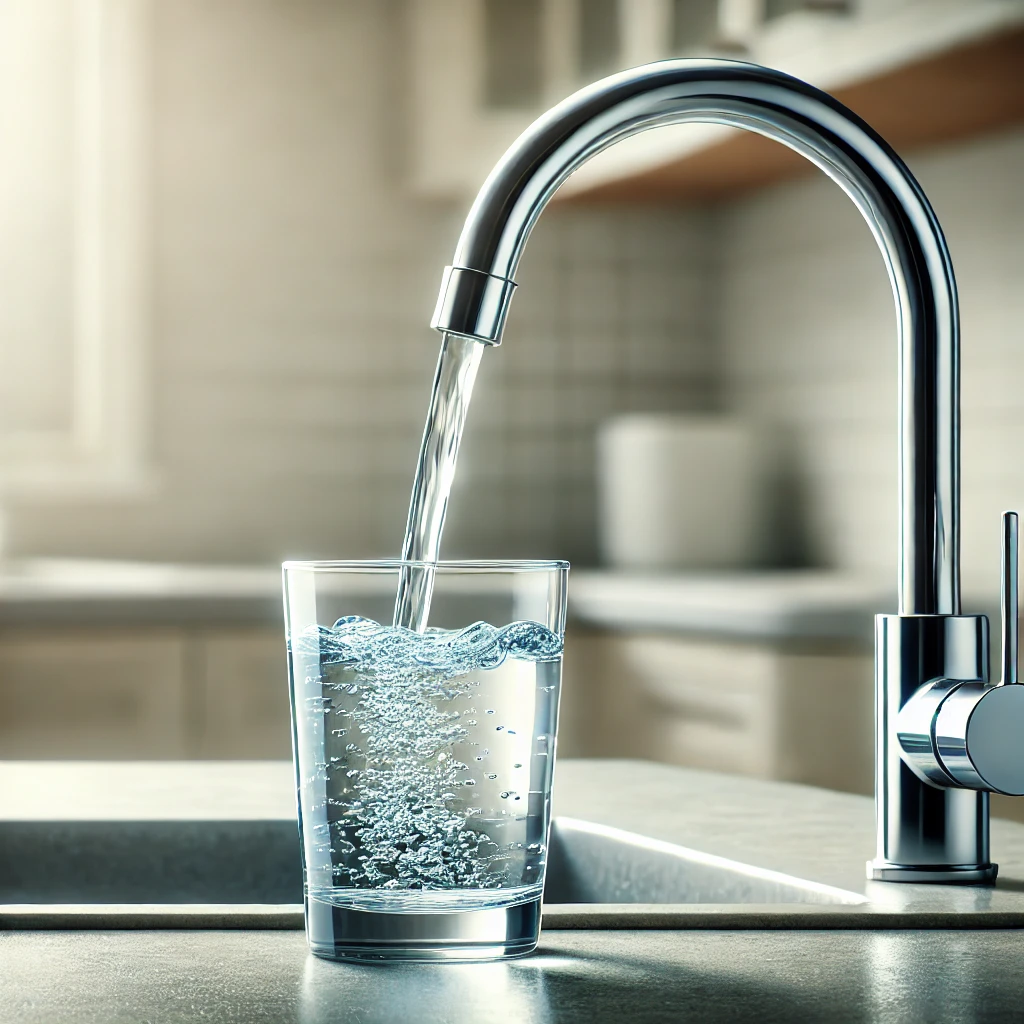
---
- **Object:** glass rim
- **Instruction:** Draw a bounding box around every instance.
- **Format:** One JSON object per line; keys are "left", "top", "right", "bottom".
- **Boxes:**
{"left": 282, "top": 558, "right": 570, "bottom": 574}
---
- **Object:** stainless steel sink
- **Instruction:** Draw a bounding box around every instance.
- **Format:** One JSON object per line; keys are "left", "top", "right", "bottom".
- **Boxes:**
{"left": 543, "top": 818, "right": 864, "bottom": 906}
{"left": 8, "top": 761, "right": 1024, "bottom": 930}
{"left": 0, "top": 815, "right": 868, "bottom": 929}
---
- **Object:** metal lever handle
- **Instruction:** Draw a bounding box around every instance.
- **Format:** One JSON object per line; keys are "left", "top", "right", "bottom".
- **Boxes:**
{"left": 897, "top": 511, "right": 1024, "bottom": 795}
{"left": 1002, "top": 510, "right": 1018, "bottom": 685}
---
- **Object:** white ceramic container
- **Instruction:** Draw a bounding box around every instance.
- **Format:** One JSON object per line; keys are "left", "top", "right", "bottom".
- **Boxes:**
{"left": 597, "top": 414, "right": 762, "bottom": 570}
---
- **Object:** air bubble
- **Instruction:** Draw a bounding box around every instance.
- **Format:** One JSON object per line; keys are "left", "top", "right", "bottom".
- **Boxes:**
{"left": 291, "top": 616, "right": 563, "bottom": 894}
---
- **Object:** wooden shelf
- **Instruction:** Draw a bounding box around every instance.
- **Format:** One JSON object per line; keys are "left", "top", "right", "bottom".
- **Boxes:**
{"left": 561, "top": 27, "right": 1024, "bottom": 204}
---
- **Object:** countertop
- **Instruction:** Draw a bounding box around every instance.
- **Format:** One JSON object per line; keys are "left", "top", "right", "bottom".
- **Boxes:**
{"left": 0, "top": 559, "right": 897, "bottom": 641}
{"left": 0, "top": 558, "right": 287, "bottom": 625}
{"left": 6, "top": 928, "right": 1023, "bottom": 1024}
{"left": 5, "top": 760, "right": 1024, "bottom": 1021}
{"left": 568, "top": 569, "right": 892, "bottom": 643}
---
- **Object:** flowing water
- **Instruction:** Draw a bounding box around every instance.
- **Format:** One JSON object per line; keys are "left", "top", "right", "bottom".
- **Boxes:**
{"left": 393, "top": 332, "right": 484, "bottom": 631}
{"left": 287, "top": 325, "right": 567, "bottom": 933}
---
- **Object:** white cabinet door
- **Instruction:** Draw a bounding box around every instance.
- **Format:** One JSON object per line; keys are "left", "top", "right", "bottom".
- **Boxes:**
{"left": 198, "top": 629, "right": 291, "bottom": 759}
{"left": 0, "top": 630, "right": 187, "bottom": 758}
{"left": 561, "top": 627, "right": 874, "bottom": 795}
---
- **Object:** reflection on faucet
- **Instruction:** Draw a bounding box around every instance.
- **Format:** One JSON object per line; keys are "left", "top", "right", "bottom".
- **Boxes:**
{"left": 428, "top": 58, "right": 1024, "bottom": 881}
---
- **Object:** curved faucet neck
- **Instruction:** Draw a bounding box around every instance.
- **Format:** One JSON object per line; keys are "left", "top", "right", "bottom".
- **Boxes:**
{"left": 431, "top": 58, "right": 960, "bottom": 617}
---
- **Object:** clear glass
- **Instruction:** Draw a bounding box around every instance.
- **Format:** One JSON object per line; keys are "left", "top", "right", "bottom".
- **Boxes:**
{"left": 283, "top": 559, "right": 568, "bottom": 962}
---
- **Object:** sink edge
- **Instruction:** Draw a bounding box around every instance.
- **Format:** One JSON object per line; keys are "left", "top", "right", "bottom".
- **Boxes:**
{"left": 6, "top": 902, "right": 1024, "bottom": 931}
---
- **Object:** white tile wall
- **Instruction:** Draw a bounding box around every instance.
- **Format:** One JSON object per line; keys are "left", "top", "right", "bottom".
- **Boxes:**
{"left": 9, "top": 0, "right": 715, "bottom": 567}
{"left": 716, "top": 125, "right": 1024, "bottom": 598}
{"left": 14, "top": 1, "right": 1014, "bottom": 581}
{"left": 448, "top": 206, "right": 717, "bottom": 564}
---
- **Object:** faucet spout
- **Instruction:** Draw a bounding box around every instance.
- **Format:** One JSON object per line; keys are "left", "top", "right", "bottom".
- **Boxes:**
{"left": 431, "top": 58, "right": 959, "bottom": 619}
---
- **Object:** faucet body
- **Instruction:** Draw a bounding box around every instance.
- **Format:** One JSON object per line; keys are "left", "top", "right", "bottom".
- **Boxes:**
{"left": 431, "top": 59, "right": 1017, "bottom": 882}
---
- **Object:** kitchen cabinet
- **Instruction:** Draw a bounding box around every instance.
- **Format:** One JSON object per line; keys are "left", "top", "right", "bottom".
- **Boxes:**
{"left": 0, "top": 630, "right": 188, "bottom": 759}
{"left": 562, "top": 626, "right": 875, "bottom": 795}
{"left": 410, "top": 0, "right": 1024, "bottom": 202}
{"left": 563, "top": 625, "right": 1024, "bottom": 824}
{"left": 0, "top": 627, "right": 290, "bottom": 760}
{"left": 567, "top": 26, "right": 1024, "bottom": 203}
{"left": 197, "top": 629, "right": 291, "bottom": 759}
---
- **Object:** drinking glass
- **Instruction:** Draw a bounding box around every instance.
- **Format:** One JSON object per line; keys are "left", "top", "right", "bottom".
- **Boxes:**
{"left": 283, "top": 559, "right": 568, "bottom": 961}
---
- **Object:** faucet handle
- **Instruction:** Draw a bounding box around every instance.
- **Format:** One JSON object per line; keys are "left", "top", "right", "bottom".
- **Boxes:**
{"left": 1002, "top": 510, "right": 1018, "bottom": 685}
{"left": 928, "top": 511, "right": 1024, "bottom": 794}
{"left": 898, "top": 511, "right": 1024, "bottom": 795}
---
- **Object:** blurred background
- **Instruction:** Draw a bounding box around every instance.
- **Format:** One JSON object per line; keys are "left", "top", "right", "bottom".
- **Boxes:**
{"left": 0, "top": 0, "right": 1022, "bottom": 815}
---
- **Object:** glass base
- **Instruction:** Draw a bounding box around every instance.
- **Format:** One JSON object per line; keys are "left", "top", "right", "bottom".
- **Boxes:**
{"left": 305, "top": 895, "right": 541, "bottom": 962}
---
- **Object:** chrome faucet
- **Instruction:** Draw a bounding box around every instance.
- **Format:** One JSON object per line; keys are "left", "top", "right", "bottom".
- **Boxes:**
{"left": 429, "top": 59, "right": 1024, "bottom": 882}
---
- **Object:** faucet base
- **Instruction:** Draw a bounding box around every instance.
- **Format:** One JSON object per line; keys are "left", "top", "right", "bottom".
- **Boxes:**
{"left": 875, "top": 614, "right": 993, "bottom": 881}
{"left": 868, "top": 861, "right": 998, "bottom": 884}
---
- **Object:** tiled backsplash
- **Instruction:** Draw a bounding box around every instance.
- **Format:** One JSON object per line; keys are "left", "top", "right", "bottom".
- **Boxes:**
{"left": 447, "top": 207, "right": 716, "bottom": 564}
{"left": 717, "top": 125, "right": 1024, "bottom": 595}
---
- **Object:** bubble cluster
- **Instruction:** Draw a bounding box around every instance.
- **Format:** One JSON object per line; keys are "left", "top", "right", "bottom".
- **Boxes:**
{"left": 289, "top": 617, "right": 562, "bottom": 900}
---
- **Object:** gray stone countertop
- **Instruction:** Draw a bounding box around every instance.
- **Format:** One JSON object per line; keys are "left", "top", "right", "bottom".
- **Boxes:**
{"left": 0, "top": 558, "right": 288, "bottom": 625}
{"left": 0, "top": 562, "right": 995, "bottom": 649}
{"left": 568, "top": 569, "right": 893, "bottom": 643}
{"left": 0, "top": 560, "right": 894, "bottom": 639}
{"left": 4, "top": 760, "right": 1024, "bottom": 1021}
{"left": 0, "top": 559, "right": 527, "bottom": 627}
{"left": 6, "top": 928, "right": 1024, "bottom": 1024}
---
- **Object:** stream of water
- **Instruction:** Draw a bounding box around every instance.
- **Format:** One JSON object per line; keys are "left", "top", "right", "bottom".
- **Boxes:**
{"left": 392, "top": 332, "right": 485, "bottom": 631}
{"left": 289, "top": 328, "right": 567, "bottom": 938}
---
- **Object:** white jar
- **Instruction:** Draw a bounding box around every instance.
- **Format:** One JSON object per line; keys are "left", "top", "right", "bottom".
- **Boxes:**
{"left": 597, "top": 414, "right": 763, "bottom": 571}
